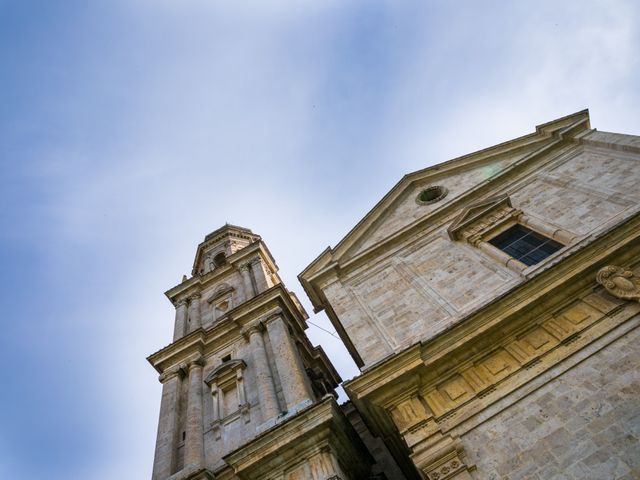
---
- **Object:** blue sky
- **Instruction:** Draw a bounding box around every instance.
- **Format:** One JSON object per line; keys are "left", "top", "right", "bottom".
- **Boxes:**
{"left": 1, "top": 1, "right": 639, "bottom": 478}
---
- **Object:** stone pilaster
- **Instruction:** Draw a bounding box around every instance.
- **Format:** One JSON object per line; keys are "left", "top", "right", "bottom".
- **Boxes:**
{"left": 264, "top": 313, "right": 314, "bottom": 410}
{"left": 243, "top": 322, "right": 280, "bottom": 421}
{"left": 184, "top": 358, "right": 205, "bottom": 471}
{"left": 188, "top": 294, "right": 201, "bottom": 332}
{"left": 239, "top": 263, "right": 257, "bottom": 300}
{"left": 249, "top": 259, "right": 271, "bottom": 292}
{"left": 152, "top": 368, "right": 182, "bottom": 480}
{"left": 173, "top": 299, "right": 188, "bottom": 341}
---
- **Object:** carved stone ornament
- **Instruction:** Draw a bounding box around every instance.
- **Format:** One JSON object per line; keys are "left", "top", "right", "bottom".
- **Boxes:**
{"left": 596, "top": 265, "right": 640, "bottom": 302}
{"left": 427, "top": 455, "right": 466, "bottom": 480}
{"left": 447, "top": 194, "right": 518, "bottom": 242}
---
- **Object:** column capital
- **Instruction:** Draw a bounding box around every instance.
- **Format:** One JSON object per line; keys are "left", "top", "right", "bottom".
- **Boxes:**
{"left": 175, "top": 298, "right": 189, "bottom": 307}
{"left": 241, "top": 321, "right": 265, "bottom": 339}
{"left": 263, "top": 309, "right": 284, "bottom": 325}
{"left": 187, "top": 357, "right": 205, "bottom": 371}
{"left": 159, "top": 366, "right": 182, "bottom": 383}
{"left": 188, "top": 292, "right": 202, "bottom": 301}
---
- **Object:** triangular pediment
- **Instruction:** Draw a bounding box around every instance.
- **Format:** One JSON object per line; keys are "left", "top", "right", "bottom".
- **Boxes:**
{"left": 315, "top": 110, "right": 591, "bottom": 266}
{"left": 447, "top": 194, "right": 512, "bottom": 240}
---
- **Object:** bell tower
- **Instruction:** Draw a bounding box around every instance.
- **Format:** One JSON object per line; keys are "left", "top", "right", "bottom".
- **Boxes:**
{"left": 148, "top": 225, "right": 373, "bottom": 480}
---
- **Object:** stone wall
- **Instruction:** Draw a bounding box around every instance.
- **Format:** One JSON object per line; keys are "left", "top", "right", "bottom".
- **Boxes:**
{"left": 461, "top": 322, "right": 640, "bottom": 479}
{"left": 199, "top": 274, "right": 248, "bottom": 330}
{"left": 356, "top": 156, "right": 523, "bottom": 253}
{"left": 201, "top": 338, "right": 264, "bottom": 470}
{"left": 321, "top": 134, "right": 640, "bottom": 369}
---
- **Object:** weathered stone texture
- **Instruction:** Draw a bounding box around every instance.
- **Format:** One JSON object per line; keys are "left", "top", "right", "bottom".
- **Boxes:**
{"left": 582, "top": 130, "right": 640, "bottom": 153}
{"left": 202, "top": 341, "right": 261, "bottom": 469}
{"left": 462, "top": 322, "right": 640, "bottom": 479}
{"left": 357, "top": 158, "right": 521, "bottom": 253}
{"left": 199, "top": 275, "right": 247, "bottom": 330}
{"left": 325, "top": 231, "right": 520, "bottom": 366}
{"left": 511, "top": 146, "right": 638, "bottom": 237}
{"left": 320, "top": 135, "right": 640, "bottom": 369}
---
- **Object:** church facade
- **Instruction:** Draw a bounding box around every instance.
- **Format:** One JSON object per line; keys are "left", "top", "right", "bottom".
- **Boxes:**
{"left": 149, "top": 110, "right": 640, "bottom": 479}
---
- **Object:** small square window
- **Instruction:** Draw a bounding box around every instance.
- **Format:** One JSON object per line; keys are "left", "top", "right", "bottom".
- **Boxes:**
{"left": 488, "top": 224, "right": 563, "bottom": 266}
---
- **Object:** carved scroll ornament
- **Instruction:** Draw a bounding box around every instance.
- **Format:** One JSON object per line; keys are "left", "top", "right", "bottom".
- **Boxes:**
{"left": 596, "top": 265, "right": 640, "bottom": 302}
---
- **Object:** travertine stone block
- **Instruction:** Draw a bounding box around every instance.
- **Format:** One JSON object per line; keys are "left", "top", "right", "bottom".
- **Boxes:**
{"left": 173, "top": 300, "right": 188, "bottom": 341}
{"left": 187, "top": 294, "right": 201, "bottom": 332}
{"left": 184, "top": 360, "right": 205, "bottom": 471}
{"left": 265, "top": 314, "right": 314, "bottom": 410}
{"left": 152, "top": 370, "right": 182, "bottom": 479}
{"left": 244, "top": 323, "right": 280, "bottom": 421}
{"left": 462, "top": 321, "right": 640, "bottom": 478}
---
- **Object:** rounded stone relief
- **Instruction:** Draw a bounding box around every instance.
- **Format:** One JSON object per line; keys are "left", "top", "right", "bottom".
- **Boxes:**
{"left": 416, "top": 185, "right": 449, "bottom": 205}
{"left": 596, "top": 265, "right": 640, "bottom": 302}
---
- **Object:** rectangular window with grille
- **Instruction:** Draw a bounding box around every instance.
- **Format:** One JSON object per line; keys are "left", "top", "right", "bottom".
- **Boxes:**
{"left": 488, "top": 224, "right": 563, "bottom": 266}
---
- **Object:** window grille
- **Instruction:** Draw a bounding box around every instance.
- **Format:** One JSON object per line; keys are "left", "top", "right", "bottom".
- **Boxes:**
{"left": 488, "top": 224, "right": 562, "bottom": 266}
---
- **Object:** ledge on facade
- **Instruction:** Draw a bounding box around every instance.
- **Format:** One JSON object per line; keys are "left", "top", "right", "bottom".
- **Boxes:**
{"left": 169, "top": 467, "right": 215, "bottom": 480}
{"left": 223, "top": 396, "right": 373, "bottom": 479}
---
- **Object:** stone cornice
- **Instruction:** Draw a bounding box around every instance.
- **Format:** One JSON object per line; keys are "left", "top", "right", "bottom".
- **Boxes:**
{"left": 148, "top": 284, "right": 310, "bottom": 373}
{"left": 300, "top": 123, "right": 590, "bottom": 312}
{"left": 336, "top": 134, "right": 578, "bottom": 272}
{"left": 165, "top": 241, "right": 280, "bottom": 303}
{"left": 338, "top": 112, "right": 588, "bottom": 258}
{"left": 344, "top": 211, "right": 640, "bottom": 404}
{"left": 191, "top": 225, "right": 260, "bottom": 275}
{"left": 204, "top": 359, "right": 246, "bottom": 386}
{"left": 223, "top": 397, "right": 371, "bottom": 479}
{"left": 344, "top": 344, "right": 422, "bottom": 399}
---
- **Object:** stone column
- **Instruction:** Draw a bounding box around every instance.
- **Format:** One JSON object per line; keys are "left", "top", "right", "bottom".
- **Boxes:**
{"left": 152, "top": 368, "right": 182, "bottom": 480}
{"left": 187, "top": 293, "right": 201, "bottom": 332}
{"left": 173, "top": 299, "right": 188, "bottom": 341}
{"left": 243, "top": 323, "right": 280, "bottom": 420}
{"left": 264, "top": 313, "right": 313, "bottom": 410}
{"left": 184, "top": 358, "right": 205, "bottom": 471}
{"left": 239, "top": 263, "right": 256, "bottom": 300}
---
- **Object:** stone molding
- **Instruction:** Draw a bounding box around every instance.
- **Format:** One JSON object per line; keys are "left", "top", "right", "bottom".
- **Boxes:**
{"left": 344, "top": 217, "right": 640, "bottom": 477}
{"left": 187, "top": 357, "right": 204, "bottom": 372}
{"left": 447, "top": 194, "right": 515, "bottom": 243}
{"left": 410, "top": 434, "right": 473, "bottom": 480}
{"left": 240, "top": 320, "right": 264, "bottom": 339}
{"left": 262, "top": 309, "right": 284, "bottom": 325}
{"left": 148, "top": 284, "right": 312, "bottom": 374}
{"left": 596, "top": 265, "right": 640, "bottom": 302}
{"left": 223, "top": 398, "right": 372, "bottom": 480}
{"left": 191, "top": 225, "right": 260, "bottom": 276}
{"left": 205, "top": 358, "right": 249, "bottom": 437}
{"left": 158, "top": 365, "right": 183, "bottom": 383}
{"left": 205, "top": 284, "right": 235, "bottom": 304}
{"left": 168, "top": 467, "right": 215, "bottom": 480}
{"left": 204, "top": 359, "right": 247, "bottom": 386}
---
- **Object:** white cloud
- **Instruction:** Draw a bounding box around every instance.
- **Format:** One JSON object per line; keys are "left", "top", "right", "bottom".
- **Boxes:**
{"left": 5, "top": 1, "right": 640, "bottom": 478}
